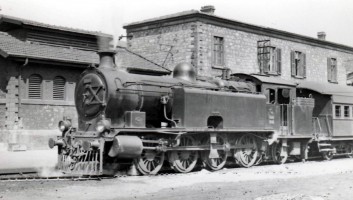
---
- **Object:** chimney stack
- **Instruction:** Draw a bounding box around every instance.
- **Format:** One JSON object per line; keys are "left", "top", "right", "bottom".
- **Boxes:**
{"left": 98, "top": 50, "right": 116, "bottom": 69}
{"left": 200, "top": 5, "right": 215, "bottom": 15}
{"left": 317, "top": 32, "right": 326, "bottom": 40}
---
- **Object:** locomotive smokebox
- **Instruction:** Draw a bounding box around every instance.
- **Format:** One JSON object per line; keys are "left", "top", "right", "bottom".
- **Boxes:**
{"left": 98, "top": 50, "right": 116, "bottom": 69}
{"left": 108, "top": 135, "right": 143, "bottom": 158}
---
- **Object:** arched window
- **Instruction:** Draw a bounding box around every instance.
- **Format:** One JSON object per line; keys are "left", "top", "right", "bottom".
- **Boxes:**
{"left": 53, "top": 76, "right": 66, "bottom": 100}
{"left": 28, "top": 74, "right": 42, "bottom": 99}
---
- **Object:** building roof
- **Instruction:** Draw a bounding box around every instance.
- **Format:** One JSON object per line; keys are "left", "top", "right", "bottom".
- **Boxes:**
{"left": 0, "top": 31, "right": 98, "bottom": 64}
{"left": 116, "top": 46, "right": 171, "bottom": 75}
{"left": 0, "top": 31, "right": 170, "bottom": 74}
{"left": 124, "top": 10, "right": 353, "bottom": 53}
{"left": 0, "top": 15, "right": 110, "bottom": 37}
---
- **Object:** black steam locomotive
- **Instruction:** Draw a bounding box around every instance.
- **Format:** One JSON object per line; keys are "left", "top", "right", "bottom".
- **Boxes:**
{"left": 49, "top": 50, "right": 353, "bottom": 175}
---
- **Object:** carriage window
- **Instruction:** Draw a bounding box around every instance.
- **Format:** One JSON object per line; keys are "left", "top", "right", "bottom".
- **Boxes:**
{"left": 266, "top": 89, "right": 276, "bottom": 104}
{"left": 344, "top": 106, "right": 350, "bottom": 118}
{"left": 335, "top": 105, "right": 341, "bottom": 118}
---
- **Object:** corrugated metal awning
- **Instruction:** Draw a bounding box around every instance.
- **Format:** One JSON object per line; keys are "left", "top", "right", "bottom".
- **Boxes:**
{"left": 297, "top": 81, "right": 353, "bottom": 97}
{"left": 297, "top": 81, "right": 353, "bottom": 104}
{"left": 231, "top": 73, "right": 296, "bottom": 86}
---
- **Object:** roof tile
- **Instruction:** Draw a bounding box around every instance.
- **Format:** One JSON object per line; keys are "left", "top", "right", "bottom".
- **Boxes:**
{"left": 0, "top": 15, "right": 110, "bottom": 37}
{"left": 0, "top": 31, "right": 98, "bottom": 64}
{"left": 0, "top": 31, "right": 169, "bottom": 74}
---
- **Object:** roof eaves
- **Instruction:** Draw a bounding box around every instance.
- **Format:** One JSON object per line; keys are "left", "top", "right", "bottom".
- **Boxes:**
{"left": 0, "top": 48, "right": 9, "bottom": 58}
{"left": 7, "top": 54, "right": 98, "bottom": 65}
{"left": 124, "top": 11, "right": 353, "bottom": 53}
{"left": 0, "top": 15, "right": 111, "bottom": 38}
{"left": 123, "top": 10, "right": 199, "bottom": 27}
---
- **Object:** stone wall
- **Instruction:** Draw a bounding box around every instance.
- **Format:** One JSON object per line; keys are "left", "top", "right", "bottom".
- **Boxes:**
{"left": 20, "top": 104, "right": 77, "bottom": 130}
{"left": 5, "top": 76, "right": 20, "bottom": 130}
{"left": 200, "top": 24, "right": 353, "bottom": 84}
{"left": 126, "top": 20, "right": 353, "bottom": 85}
{"left": 0, "top": 58, "right": 83, "bottom": 150}
{"left": 0, "top": 103, "right": 5, "bottom": 131}
{"left": 127, "top": 22, "right": 198, "bottom": 71}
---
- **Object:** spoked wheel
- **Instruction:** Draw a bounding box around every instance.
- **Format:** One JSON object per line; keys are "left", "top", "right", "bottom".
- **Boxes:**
{"left": 254, "top": 153, "right": 263, "bottom": 166}
{"left": 271, "top": 141, "right": 288, "bottom": 164}
{"left": 201, "top": 135, "right": 228, "bottom": 171}
{"left": 168, "top": 135, "right": 199, "bottom": 173}
{"left": 135, "top": 136, "right": 165, "bottom": 175}
{"left": 321, "top": 151, "right": 334, "bottom": 161}
{"left": 234, "top": 134, "right": 259, "bottom": 168}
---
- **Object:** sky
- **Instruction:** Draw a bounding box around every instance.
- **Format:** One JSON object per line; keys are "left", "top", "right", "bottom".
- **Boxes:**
{"left": 0, "top": 0, "right": 353, "bottom": 46}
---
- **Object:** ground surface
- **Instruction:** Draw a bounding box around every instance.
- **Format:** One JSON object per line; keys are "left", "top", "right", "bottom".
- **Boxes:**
{"left": 1, "top": 158, "right": 353, "bottom": 200}
{"left": 0, "top": 150, "right": 57, "bottom": 174}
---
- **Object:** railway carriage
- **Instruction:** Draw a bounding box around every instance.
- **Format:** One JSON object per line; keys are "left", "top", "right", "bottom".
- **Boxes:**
{"left": 297, "top": 81, "right": 353, "bottom": 159}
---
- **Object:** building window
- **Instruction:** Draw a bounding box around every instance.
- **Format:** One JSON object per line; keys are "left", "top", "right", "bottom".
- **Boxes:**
{"left": 53, "top": 76, "right": 66, "bottom": 100}
{"left": 257, "top": 40, "right": 281, "bottom": 75}
{"left": 344, "top": 106, "right": 350, "bottom": 118}
{"left": 213, "top": 36, "right": 224, "bottom": 66}
{"left": 290, "top": 51, "right": 306, "bottom": 78}
{"left": 28, "top": 74, "right": 42, "bottom": 99}
{"left": 327, "top": 58, "right": 337, "bottom": 83}
{"left": 335, "top": 105, "right": 341, "bottom": 118}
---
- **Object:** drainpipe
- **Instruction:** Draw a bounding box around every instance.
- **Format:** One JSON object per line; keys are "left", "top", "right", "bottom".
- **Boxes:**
{"left": 18, "top": 58, "right": 29, "bottom": 115}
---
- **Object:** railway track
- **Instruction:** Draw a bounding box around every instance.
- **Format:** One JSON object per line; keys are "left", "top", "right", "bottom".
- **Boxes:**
{"left": 0, "top": 167, "right": 198, "bottom": 182}
{"left": 0, "top": 173, "right": 115, "bottom": 182}
{"left": 0, "top": 154, "right": 348, "bottom": 182}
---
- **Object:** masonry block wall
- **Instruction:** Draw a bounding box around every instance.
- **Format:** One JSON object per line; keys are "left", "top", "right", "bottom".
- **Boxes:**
{"left": 5, "top": 76, "right": 19, "bottom": 130}
{"left": 0, "top": 104, "right": 5, "bottom": 130}
{"left": 126, "top": 20, "right": 353, "bottom": 85}
{"left": 201, "top": 24, "right": 353, "bottom": 84}
{"left": 127, "top": 22, "right": 198, "bottom": 70}
{"left": 18, "top": 64, "right": 82, "bottom": 130}
{"left": 0, "top": 58, "right": 83, "bottom": 149}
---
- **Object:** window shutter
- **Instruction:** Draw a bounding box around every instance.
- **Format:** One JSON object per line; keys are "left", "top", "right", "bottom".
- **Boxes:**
{"left": 277, "top": 48, "right": 282, "bottom": 74}
{"left": 302, "top": 53, "right": 306, "bottom": 78}
{"left": 290, "top": 51, "right": 295, "bottom": 76}
{"left": 263, "top": 60, "right": 269, "bottom": 74}
{"left": 263, "top": 47, "right": 270, "bottom": 73}
{"left": 28, "top": 74, "right": 42, "bottom": 99}
{"left": 220, "top": 38, "right": 224, "bottom": 66}
{"left": 53, "top": 76, "right": 66, "bottom": 100}
{"left": 327, "top": 58, "right": 332, "bottom": 82}
{"left": 333, "top": 59, "right": 338, "bottom": 82}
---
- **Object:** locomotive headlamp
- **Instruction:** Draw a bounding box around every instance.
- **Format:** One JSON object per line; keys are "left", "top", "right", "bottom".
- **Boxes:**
{"left": 96, "top": 119, "right": 111, "bottom": 133}
{"left": 58, "top": 120, "right": 71, "bottom": 132}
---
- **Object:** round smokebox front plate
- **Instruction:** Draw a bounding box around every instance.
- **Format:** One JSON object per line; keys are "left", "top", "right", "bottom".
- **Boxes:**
{"left": 76, "top": 73, "right": 106, "bottom": 118}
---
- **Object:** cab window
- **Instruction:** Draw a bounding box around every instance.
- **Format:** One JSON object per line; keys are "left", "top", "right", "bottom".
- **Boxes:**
{"left": 266, "top": 89, "right": 276, "bottom": 104}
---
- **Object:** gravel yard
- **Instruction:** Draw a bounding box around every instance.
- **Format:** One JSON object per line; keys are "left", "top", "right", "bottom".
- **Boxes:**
{"left": 1, "top": 158, "right": 353, "bottom": 200}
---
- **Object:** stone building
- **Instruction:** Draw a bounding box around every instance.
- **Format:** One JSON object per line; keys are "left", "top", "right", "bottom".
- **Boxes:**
{"left": 124, "top": 6, "right": 353, "bottom": 85}
{"left": 0, "top": 15, "right": 169, "bottom": 150}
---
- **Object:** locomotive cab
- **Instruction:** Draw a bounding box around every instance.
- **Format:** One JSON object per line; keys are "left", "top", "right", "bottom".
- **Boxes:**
{"left": 231, "top": 73, "right": 314, "bottom": 162}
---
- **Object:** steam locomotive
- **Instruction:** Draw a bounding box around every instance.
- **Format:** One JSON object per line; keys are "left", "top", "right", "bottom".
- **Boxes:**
{"left": 48, "top": 50, "right": 353, "bottom": 175}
